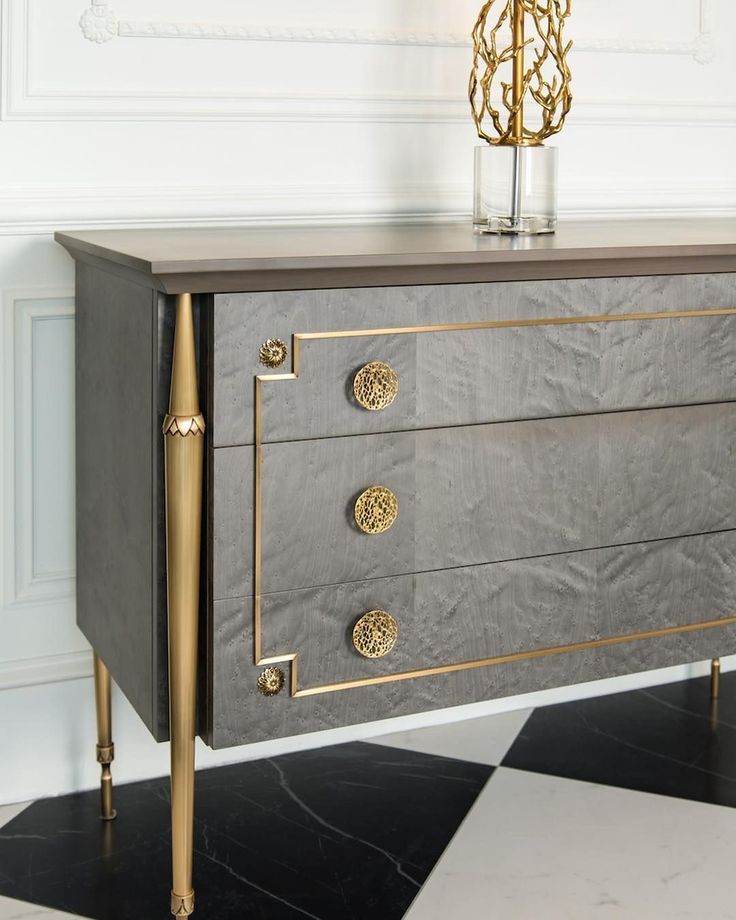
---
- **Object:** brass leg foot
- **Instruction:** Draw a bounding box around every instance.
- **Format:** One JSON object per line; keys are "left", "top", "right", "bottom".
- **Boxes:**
{"left": 164, "top": 293, "right": 204, "bottom": 918}
{"left": 711, "top": 657, "right": 721, "bottom": 701}
{"left": 93, "top": 655, "right": 117, "bottom": 821}
{"left": 171, "top": 891, "right": 195, "bottom": 917}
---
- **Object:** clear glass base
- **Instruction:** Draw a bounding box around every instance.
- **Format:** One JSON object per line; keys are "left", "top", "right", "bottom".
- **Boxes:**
{"left": 473, "top": 144, "right": 558, "bottom": 235}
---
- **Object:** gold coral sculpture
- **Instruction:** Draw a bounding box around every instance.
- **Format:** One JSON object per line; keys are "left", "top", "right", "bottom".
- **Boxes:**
{"left": 470, "top": 0, "right": 573, "bottom": 147}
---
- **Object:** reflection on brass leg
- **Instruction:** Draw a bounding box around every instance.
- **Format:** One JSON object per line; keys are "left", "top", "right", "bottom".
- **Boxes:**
{"left": 93, "top": 655, "right": 116, "bottom": 821}
{"left": 164, "top": 293, "right": 204, "bottom": 918}
{"left": 711, "top": 658, "right": 721, "bottom": 700}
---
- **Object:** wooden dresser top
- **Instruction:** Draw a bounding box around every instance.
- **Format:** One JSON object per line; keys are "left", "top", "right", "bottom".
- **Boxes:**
{"left": 56, "top": 218, "right": 736, "bottom": 294}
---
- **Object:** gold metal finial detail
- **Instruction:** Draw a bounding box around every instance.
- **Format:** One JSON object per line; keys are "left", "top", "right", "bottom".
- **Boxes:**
{"left": 353, "top": 610, "right": 399, "bottom": 659}
{"left": 171, "top": 892, "right": 195, "bottom": 917}
{"left": 259, "top": 338, "right": 288, "bottom": 369}
{"left": 470, "top": 0, "right": 573, "bottom": 147}
{"left": 354, "top": 487, "right": 399, "bottom": 535}
{"left": 353, "top": 361, "right": 399, "bottom": 411}
{"left": 258, "top": 666, "right": 285, "bottom": 696}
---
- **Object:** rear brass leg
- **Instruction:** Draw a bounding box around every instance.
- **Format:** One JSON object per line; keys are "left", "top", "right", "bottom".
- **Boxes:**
{"left": 93, "top": 654, "right": 116, "bottom": 821}
{"left": 164, "top": 293, "right": 205, "bottom": 918}
{"left": 711, "top": 658, "right": 721, "bottom": 701}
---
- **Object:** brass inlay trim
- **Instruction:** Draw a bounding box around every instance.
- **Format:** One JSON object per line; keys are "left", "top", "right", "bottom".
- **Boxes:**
{"left": 294, "top": 615, "right": 736, "bottom": 698}
{"left": 253, "top": 306, "right": 736, "bottom": 697}
{"left": 354, "top": 486, "right": 399, "bottom": 535}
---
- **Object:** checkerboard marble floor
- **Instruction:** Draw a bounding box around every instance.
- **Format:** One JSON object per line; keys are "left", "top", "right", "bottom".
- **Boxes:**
{"left": 2, "top": 672, "right": 736, "bottom": 919}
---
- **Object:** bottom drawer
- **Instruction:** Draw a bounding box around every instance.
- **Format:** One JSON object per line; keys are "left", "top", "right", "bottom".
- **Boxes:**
{"left": 209, "top": 531, "right": 736, "bottom": 748}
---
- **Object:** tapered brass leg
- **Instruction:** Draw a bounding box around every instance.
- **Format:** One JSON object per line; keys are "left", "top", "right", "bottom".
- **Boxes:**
{"left": 164, "top": 293, "right": 204, "bottom": 919}
{"left": 711, "top": 658, "right": 721, "bottom": 701}
{"left": 93, "top": 654, "right": 116, "bottom": 821}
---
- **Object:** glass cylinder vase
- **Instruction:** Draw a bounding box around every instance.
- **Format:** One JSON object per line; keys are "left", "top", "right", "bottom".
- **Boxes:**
{"left": 473, "top": 144, "right": 558, "bottom": 235}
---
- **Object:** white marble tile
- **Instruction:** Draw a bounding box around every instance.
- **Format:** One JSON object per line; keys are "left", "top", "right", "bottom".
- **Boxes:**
{"left": 0, "top": 897, "right": 84, "bottom": 920}
{"left": 370, "top": 708, "right": 532, "bottom": 766}
{"left": 0, "top": 804, "right": 31, "bottom": 832}
{"left": 405, "top": 767, "right": 736, "bottom": 920}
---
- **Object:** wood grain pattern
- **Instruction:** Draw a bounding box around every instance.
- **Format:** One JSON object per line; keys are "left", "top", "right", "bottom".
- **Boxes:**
{"left": 213, "top": 403, "right": 736, "bottom": 598}
{"left": 75, "top": 263, "right": 170, "bottom": 739}
{"left": 214, "top": 273, "right": 736, "bottom": 448}
{"left": 210, "top": 532, "right": 736, "bottom": 747}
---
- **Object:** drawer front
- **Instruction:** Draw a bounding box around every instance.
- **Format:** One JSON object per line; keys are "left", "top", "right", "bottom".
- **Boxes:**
{"left": 209, "top": 532, "right": 736, "bottom": 747}
{"left": 213, "top": 273, "right": 736, "bottom": 447}
{"left": 213, "top": 403, "right": 736, "bottom": 599}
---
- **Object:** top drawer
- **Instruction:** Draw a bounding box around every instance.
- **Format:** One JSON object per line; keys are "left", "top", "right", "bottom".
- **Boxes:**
{"left": 212, "top": 273, "right": 736, "bottom": 447}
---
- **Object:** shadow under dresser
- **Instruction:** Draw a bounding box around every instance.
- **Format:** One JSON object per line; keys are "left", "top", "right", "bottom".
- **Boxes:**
{"left": 56, "top": 219, "right": 736, "bottom": 917}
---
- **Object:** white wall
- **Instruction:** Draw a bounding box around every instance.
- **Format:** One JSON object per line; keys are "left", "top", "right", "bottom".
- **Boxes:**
{"left": 1, "top": 0, "right": 735, "bottom": 806}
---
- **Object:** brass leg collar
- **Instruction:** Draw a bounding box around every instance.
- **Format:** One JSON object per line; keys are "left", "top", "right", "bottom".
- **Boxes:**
{"left": 171, "top": 891, "right": 195, "bottom": 916}
{"left": 96, "top": 743, "right": 115, "bottom": 765}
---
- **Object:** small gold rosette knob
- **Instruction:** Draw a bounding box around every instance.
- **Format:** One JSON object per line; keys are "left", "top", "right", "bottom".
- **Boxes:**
{"left": 353, "top": 361, "right": 399, "bottom": 411}
{"left": 352, "top": 610, "right": 399, "bottom": 659}
{"left": 257, "top": 666, "right": 285, "bottom": 696}
{"left": 354, "top": 486, "right": 399, "bottom": 535}
{"left": 259, "top": 338, "right": 288, "bottom": 369}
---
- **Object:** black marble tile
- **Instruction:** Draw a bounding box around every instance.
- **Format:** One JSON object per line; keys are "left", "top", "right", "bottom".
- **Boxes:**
{"left": 504, "top": 672, "right": 736, "bottom": 807}
{"left": 0, "top": 741, "right": 491, "bottom": 920}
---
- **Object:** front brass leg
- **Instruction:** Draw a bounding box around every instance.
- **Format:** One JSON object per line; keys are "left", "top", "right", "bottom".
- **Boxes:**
{"left": 163, "top": 293, "right": 205, "bottom": 918}
{"left": 93, "top": 655, "right": 116, "bottom": 821}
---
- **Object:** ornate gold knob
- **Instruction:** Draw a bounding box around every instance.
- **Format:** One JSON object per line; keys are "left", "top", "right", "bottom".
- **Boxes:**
{"left": 352, "top": 610, "right": 399, "bottom": 659}
{"left": 257, "top": 666, "right": 285, "bottom": 696}
{"left": 353, "top": 361, "right": 399, "bottom": 411}
{"left": 354, "top": 486, "right": 398, "bottom": 535}
{"left": 259, "top": 338, "right": 288, "bottom": 369}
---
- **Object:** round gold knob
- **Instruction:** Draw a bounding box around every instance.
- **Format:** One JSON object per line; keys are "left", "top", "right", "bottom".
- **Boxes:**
{"left": 354, "top": 486, "right": 399, "bottom": 535}
{"left": 352, "top": 610, "right": 399, "bottom": 659}
{"left": 353, "top": 361, "right": 399, "bottom": 411}
{"left": 257, "top": 666, "right": 285, "bottom": 696}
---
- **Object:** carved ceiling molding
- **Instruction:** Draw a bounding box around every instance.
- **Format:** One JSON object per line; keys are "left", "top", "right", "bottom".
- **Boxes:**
{"left": 79, "top": 0, "right": 714, "bottom": 64}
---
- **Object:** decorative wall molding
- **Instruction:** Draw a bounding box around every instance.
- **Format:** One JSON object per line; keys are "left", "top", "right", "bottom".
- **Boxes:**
{"left": 2, "top": 178, "right": 736, "bottom": 236}
{"left": 10, "top": 291, "right": 76, "bottom": 604}
{"left": 2, "top": 0, "right": 721, "bottom": 121}
{"left": 0, "top": 650, "right": 93, "bottom": 691}
{"left": 77, "top": 0, "right": 714, "bottom": 64}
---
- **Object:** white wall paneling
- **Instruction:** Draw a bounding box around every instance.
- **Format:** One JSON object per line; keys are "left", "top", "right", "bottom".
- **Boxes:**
{"left": 2, "top": 0, "right": 722, "bottom": 122}
{"left": 0, "top": 1, "right": 735, "bottom": 803}
{"left": 0, "top": 284, "right": 88, "bottom": 693}
{"left": 77, "top": 0, "right": 713, "bottom": 60}
{"left": 12, "top": 292, "right": 75, "bottom": 603}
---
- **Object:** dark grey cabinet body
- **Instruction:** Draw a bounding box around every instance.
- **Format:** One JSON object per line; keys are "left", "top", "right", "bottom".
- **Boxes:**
{"left": 59, "top": 221, "right": 736, "bottom": 749}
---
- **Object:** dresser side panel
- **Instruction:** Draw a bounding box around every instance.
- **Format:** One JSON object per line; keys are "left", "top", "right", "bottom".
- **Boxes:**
{"left": 75, "top": 263, "right": 161, "bottom": 737}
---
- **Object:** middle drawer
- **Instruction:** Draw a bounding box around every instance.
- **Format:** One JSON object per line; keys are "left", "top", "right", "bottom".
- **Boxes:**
{"left": 213, "top": 401, "right": 736, "bottom": 599}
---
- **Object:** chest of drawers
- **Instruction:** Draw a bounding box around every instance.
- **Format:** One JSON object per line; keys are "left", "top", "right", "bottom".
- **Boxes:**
{"left": 57, "top": 219, "right": 736, "bottom": 917}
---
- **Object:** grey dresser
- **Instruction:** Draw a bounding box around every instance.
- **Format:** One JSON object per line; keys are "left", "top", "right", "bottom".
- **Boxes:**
{"left": 57, "top": 220, "right": 736, "bottom": 917}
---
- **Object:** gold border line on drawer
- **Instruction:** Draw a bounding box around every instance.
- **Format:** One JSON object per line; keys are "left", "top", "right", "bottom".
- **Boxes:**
{"left": 252, "top": 306, "right": 736, "bottom": 698}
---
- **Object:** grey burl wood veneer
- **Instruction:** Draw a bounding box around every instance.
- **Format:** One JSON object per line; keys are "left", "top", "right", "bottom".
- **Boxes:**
{"left": 216, "top": 403, "right": 736, "bottom": 598}
{"left": 57, "top": 221, "right": 736, "bottom": 751}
